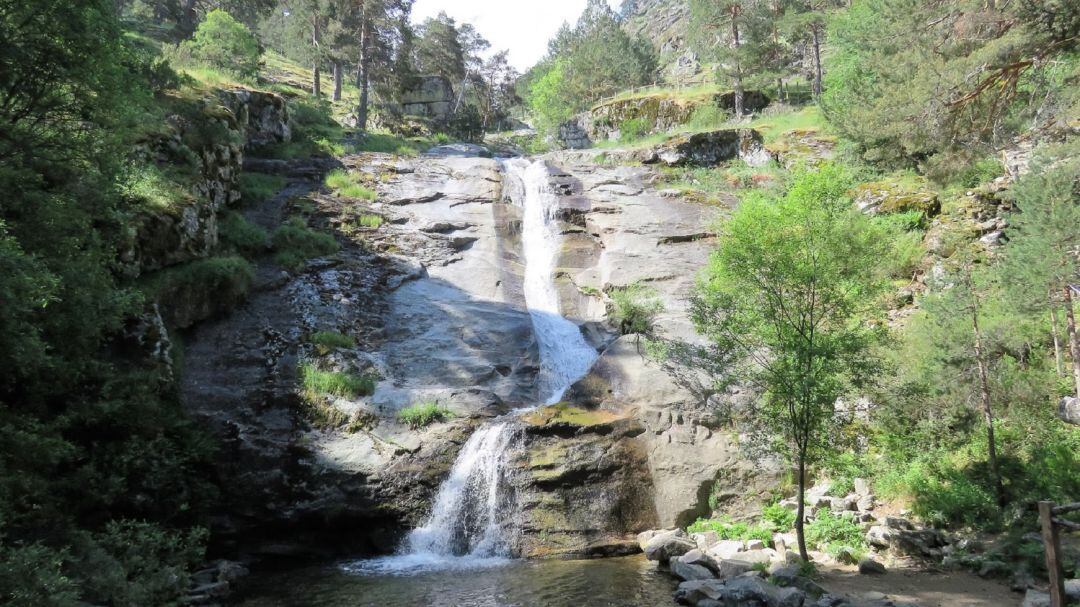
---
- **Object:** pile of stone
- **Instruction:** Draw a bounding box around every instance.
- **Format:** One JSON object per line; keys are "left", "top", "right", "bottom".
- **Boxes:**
{"left": 640, "top": 529, "right": 913, "bottom": 607}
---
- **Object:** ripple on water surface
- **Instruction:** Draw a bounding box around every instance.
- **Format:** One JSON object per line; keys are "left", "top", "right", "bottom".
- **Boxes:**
{"left": 235, "top": 555, "right": 678, "bottom": 607}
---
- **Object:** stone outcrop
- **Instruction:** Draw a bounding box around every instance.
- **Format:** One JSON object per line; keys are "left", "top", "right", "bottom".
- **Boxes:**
{"left": 643, "top": 129, "right": 772, "bottom": 167}
{"left": 557, "top": 92, "right": 769, "bottom": 149}
{"left": 531, "top": 151, "right": 783, "bottom": 527}
{"left": 399, "top": 76, "right": 455, "bottom": 119}
{"left": 122, "top": 89, "right": 291, "bottom": 276}
{"left": 513, "top": 406, "right": 658, "bottom": 558}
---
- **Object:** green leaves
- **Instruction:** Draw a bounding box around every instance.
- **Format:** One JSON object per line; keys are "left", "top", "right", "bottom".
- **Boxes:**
{"left": 692, "top": 164, "right": 888, "bottom": 460}
{"left": 180, "top": 9, "right": 261, "bottom": 79}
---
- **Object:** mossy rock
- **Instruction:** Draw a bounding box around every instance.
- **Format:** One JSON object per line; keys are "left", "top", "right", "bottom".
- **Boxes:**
{"left": 852, "top": 181, "right": 941, "bottom": 217}
{"left": 523, "top": 403, "right": 624, "bottom": 428}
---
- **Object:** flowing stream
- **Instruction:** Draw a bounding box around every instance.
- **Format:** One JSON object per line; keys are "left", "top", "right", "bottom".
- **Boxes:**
{"left": 343, "top": 159, "right": 598, "bottom": 576}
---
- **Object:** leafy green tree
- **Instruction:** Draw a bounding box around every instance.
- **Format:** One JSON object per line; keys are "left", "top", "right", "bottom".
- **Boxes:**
{"left": 691, "top": 165, "right": 888, "bottom": 560}
{"left": 525, "top": 0, "right": 655, "bottom": 134}
{"left": 181, "top": 8, "right": 262, "bottom": 78}
{"left": 822, "top": 0, "right": 1079, "bottom": 174}
{"left": 690, "top": 0, "right": 749, "bottom": 114}
{"left": 1001, "top": 142, "right": 1080, "bottom": 398}
{"left": 414, "top": 12, "right": 466, "bottom": 84}
{"left": 341, "top": 0, "right": 412, "bottom": 130}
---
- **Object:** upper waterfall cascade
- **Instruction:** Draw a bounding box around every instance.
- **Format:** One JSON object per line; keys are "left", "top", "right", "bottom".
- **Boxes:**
{"left": 345, "top": 158, "right": 599, "bottom": 574}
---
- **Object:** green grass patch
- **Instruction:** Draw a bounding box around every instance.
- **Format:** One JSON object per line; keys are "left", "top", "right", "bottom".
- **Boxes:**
{"left": 686, "top": 517, "right": 774, "bottom": 543}
{"left": 270, "top": 217, "right": 339, "bottom": 270}
{"left": 300, "top": 363, "right": 375, "bottom": 398}
{"left": 356, "top": 214, "right": 384, "bottom": 228}
{"left": 239, "top": 172, "right": 285, "bottom": 205}
{"left": 747, "top": 106, "right": 827, "bottom": 143}
{"left": 398, "top": 402, "right": 453, "bottom": 429}
{"left": 350, "top": 132, "right": 433, "bottom": 156}
{"left": 309, "top": 330, "right": 355, "bottom": 354}
{"left": 120, "top": 163, "right": 195, "bottom": 210}
{"left": 218, "top": 212, "right": 267, "bottom": 257}
{"left": 325, "top": 169, "right": 376, "bottom": 200}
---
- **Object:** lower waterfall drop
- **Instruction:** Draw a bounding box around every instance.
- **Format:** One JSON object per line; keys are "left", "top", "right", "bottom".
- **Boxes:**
{"left": 344, "top": 158, "right": 598, "bottom": 575}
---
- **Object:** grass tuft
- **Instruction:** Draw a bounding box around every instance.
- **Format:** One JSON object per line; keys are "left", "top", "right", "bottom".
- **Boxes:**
{"left": 309, "top": 330, "right": 355, "bottom": 354}
{"left": 300, "top": 363, "right": 375, "bottom": 398}
{"left": 397, "top": 402, "right": 453, "bottom": 429}
{"left": 325, "top": 169, "right": 376, "bottom": 200}
{"left": 270, "top": 217, "right": 339, "bottom": 271}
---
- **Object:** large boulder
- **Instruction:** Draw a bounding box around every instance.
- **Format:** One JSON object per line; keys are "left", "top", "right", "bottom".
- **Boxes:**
{"left": 644, "top": 529, "right": 697, "bottom": 563}
{"left": 645, "top": 129, "right": 771, "bottom": 167}
{"left": 400, "top": 76, "right": 454, "bottom": 119}
{"left": 1059, "top": 397, "right": 1080, "bottom": 425}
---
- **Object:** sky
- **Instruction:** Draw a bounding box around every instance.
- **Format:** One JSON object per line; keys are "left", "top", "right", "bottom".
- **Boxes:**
{"left": 411, "top": 0, "right": 621, "bottom": 72}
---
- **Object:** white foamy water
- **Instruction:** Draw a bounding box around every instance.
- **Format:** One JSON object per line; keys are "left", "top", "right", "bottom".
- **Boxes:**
{"left": 503, "top": 158, "right": 598, "bottom": 404}
{"left": 343, "top": 158, "right": 598, "bottom": 576}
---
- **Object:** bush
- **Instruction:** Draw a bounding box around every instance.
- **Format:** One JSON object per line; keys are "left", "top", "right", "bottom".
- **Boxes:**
{"left": 71, "top": 521, "right": 206, "bottom": 606}
{"left": 270, "top": 217, "right": 339, "bottom": 271}
{"left": 805, "top": 511, "right": 865, "bottom": 557}
{"left": 688, "top": 103, "right": 730, "bottom": 131}
{"left": 179, "top": 10, "right": 261, "bottom": 79}
{"left": 686, "top": 517, "right": 774, "bottom": 543}
{"left": 619, "top": 117, "right": 650, "bottom": 142}
{"left": 610, "top": 283, "right": 664, "bottom": 335}
{"left": 300, "top": 363, "right": 375, "bottom": 398}
{"left": 119, "top": 163, "right": 194, "bottom": 210}
{"left": 762, "top": 503, "right": 797, "bottom": 531}
{"left": 325, "top": 169, "right": 376, "bottom": 200}
{"left": 218, "top": 212, "right": 267, "bottom": 257}
{"left": 356, "top": 214, "right": 384, "bottom": 229}
{"left": 398, "top": 402, "right": 453, "bottom": 429}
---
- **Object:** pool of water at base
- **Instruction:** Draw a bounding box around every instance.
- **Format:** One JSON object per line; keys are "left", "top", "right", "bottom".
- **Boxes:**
{"left": 234, "top": 554, "right": 679, "bottom": 607}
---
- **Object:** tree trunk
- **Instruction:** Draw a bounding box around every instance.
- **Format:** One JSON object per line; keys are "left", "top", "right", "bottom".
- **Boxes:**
{"left": 972, "top": 295, "right": 1006, "bottom": 508}
{"left": 333, "top": 62, "right": 343, "bottom": 102}
{"left": 731, "top": 15, "right": 744, "bottom": 116}
{"left": 1050, "top": 290, "right": 1064, "bottom": 377}
{"left": 180, "top": 0, "right": 198, "bottom": 36}
{"left": 795, "top": 453, "right": 809, "bottom": 561}
{"left": 312, "top": 13, "right": 321, "bottom": 98}
{"left": 1065, "top": 285, "right": 1080, "bottom": 400}
{"left": 356, "top": 17, "right": 371, "bottom": 131}
{"left": 811, "top": 24, "right": 823, "bottom": 100}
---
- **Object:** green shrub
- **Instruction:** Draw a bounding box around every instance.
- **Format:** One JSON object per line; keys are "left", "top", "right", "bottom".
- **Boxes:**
{"left": 398, "top": 402, "right": 453, "bottom": 429}
{"left": 239, "top": 172, "right": 285, "bottom": 205}
{"left": 686, "top": 517, "right": 774, "bottom": 543}
{"left": 300, "top": 363, "right": 375, "bottom": 398}
{"left": 619, "top": 117, "right": 650, "bottom": 142}
{"left": 310, "top": 331, "right": 355, "bottom": 353}
{"left": 71, "top": 521, "right": 207, "bottom": 606}
{"left": 325, "top": 169, "right": 376, "bottom": 200}
{"left": 762, "top": 503, "right": 797, "bottom": 530}
{"left": 270, "top": 217, "right": 339, "bottom": 270}
{"left": 610, "top": 283, "right": 664, "bottom": 335}
{"left": 178, "top": 10, "right": 261, "bottom": 79}
{"left": 805, "top": 511, "right": 865, "bottom": 557}
{"left": 143, "top": 256, "right": 255, "bottom": 327}
{"left": 0, "top": 543, "right": 78, "bottom": 605}
{"left": 688, "top": 103, "right": 730, "bottom": 131}
{"left": 218, "top": 212, "right": 267, "bottom": 257}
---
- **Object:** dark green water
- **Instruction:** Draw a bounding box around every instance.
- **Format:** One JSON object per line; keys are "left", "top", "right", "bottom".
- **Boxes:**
{"left": 235, "top": 555, "right": 679, "bottom": 607}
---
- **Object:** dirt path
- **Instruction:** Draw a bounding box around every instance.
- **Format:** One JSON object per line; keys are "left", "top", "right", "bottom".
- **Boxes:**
{"left": 820, "top": 564, "right": 1018, "bottom": 606}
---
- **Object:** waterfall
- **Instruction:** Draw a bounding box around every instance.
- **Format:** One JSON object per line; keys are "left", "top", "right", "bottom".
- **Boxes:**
{"left": 345, "top": 158, "right": 598, "bottom": 575}
{"left": 506, "top": 158, "right": 599, "bottom": 404}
